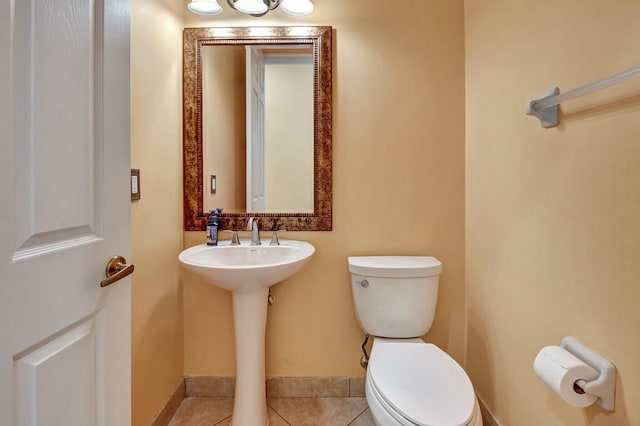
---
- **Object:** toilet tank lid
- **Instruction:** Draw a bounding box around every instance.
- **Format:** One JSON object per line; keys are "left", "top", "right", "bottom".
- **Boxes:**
{"left": 348, "top": 256, "right": 442, "bottom": 278}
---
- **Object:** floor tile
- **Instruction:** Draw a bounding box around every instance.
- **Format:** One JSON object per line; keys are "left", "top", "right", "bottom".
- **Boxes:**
{"left": 267, "top": 397, "right": 369, "bottom": 426}
{"left": 168, "top": 397, "right": 233, "bottom": 426}
{"left": 213, "top": 407, "right": 290, "bottom": 426}
{"left": 348, "top": 408, "right": 375, "bottom": 426}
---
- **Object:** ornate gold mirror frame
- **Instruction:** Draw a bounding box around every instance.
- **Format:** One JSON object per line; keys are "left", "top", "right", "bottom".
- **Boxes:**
{"left": 183, "top": 26, "right": 332, "bottom": 231}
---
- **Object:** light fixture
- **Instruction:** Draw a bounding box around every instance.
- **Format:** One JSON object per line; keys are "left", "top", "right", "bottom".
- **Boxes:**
{"left": 188, "top": 0, "right": 314, "bottom": 17}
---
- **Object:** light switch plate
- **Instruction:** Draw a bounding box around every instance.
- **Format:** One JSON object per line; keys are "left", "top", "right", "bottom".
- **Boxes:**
{"left": 131, "top": 169, "right": 140, "bottom": 201}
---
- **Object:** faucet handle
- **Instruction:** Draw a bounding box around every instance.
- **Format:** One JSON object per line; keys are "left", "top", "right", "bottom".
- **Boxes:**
{"left": 223, "top": 230, "right": 241, "bottom": 245}
{"left": 269, "top": 230, "right": 280, "bottom": 246}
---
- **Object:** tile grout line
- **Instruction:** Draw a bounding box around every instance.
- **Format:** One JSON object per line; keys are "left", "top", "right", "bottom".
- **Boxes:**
{"left": 267, "top": 401, "right": 293, "bottom": 426}
{"left": 212, "top": 414, "right": 231, "bottom": 426}
{"left": 345, "top": 406, "right": 369, "bottom": 426}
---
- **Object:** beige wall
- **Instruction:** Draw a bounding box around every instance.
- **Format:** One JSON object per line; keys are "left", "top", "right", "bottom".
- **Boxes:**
{"left": 465, "top": 0, "right": 640, "bottom": 425}
{"left": 130, "top": 0, "right": 184, "bottom": 424}
{"left": 183, "top": 0, "right": 466, "bottom": 378}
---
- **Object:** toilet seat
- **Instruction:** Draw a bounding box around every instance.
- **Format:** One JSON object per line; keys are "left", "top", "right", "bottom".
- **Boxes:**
{"left": 368, "top": 342, "right": 476, "bottom": 426}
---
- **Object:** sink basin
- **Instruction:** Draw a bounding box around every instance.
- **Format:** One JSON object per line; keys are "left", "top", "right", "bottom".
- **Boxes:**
{"left": 178, "top": 238, "right": 315, "bottom": 426}
{"left": 179, "top": 239, "right": 315, "bottom": 293}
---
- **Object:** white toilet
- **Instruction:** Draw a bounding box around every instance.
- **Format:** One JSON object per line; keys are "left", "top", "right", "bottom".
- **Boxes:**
{"left": 348, "top": 256, "right": 482, "bottom": 426}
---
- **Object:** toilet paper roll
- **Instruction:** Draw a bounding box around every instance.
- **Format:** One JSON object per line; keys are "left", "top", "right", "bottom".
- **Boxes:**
{"left": 533, "top": 345, "right": 599, "bottom": 407}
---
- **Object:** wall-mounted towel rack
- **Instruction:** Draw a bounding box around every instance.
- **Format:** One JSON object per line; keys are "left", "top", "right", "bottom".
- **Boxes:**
{"left": 526, "top": 65, "right": 640, "bottom": 128}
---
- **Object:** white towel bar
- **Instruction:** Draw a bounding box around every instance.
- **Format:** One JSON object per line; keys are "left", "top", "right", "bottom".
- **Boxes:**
{"left": 526, "top": 65, "right": 640, "bottom": 128}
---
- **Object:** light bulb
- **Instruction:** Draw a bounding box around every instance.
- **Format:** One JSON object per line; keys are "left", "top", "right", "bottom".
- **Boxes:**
{"left": 281, "top": 0, "right": 313, "bottom": 15}
{"left": 233, "top": 0, "right": 268, "bottom": 14}
{"left": 188, "top": 0, "right": 223, "bottom": 15}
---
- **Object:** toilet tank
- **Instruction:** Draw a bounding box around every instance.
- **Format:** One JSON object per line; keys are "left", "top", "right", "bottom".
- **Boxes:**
{"left": 348, "top": 256, "right": 442, "bottom": 338}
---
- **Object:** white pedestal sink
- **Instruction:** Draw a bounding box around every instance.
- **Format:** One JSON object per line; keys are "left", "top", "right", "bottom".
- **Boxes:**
{"left": 178, "top": 239, "right": 315, "bottom": 426}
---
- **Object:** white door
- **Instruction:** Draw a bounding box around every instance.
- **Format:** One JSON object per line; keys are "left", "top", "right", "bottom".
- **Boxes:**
{"left": 246, "top": 46, "right": 266, "bottom": 212}
{"left": 0, "top": 1, "right": 131, "bottom": 425}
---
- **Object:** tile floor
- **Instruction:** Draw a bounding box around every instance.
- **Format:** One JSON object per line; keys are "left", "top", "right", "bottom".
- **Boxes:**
{"left": 168, "top": 396, "right": 375, "bottom": 426}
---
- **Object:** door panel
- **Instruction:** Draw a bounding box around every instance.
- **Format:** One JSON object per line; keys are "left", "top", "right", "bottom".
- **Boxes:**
{"left": 0, "top": 0, "right": 131, "bottom": 425}
{"left": 246, "top": 46, "right": 266, "bottom": 212}
{"left": 13, "top": 0, "right": 98, "bottom": 250}
{"left": 15, "top": 318, "right": 99, "bottom": 426}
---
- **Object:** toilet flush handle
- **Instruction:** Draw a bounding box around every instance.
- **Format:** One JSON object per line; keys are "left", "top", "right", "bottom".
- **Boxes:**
{"left": 356, "top": 279, "right": 369, "bottom": 288}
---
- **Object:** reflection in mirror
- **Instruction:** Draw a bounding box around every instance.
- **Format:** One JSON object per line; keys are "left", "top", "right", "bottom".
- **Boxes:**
{"left": 183, "top": 26, "right": 332, "bottom": 231}
{"left": 202, "top": 45, "right": 314, "bottom": 214}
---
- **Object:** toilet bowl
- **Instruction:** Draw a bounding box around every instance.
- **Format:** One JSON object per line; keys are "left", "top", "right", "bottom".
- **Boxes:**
{"left": 348, "top": 256, "right": 482, "bottom": 426}
{"left": 365, "top": 339, "right": 482, "bottom": 426}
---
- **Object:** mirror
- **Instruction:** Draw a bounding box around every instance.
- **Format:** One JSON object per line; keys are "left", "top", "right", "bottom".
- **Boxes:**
{"left": 183, "top": 26, "right": 332, "bottom": 231}
{"left": 202, "top": 44, "right": 314, "bottom": 214}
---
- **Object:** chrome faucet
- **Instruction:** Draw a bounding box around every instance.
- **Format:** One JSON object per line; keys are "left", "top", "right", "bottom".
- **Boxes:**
{"left": 246, "top": 217, "right": 261, "bottom": 245}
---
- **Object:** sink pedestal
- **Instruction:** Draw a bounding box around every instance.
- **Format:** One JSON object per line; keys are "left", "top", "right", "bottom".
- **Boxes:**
{"left": 231, "top": 288, "right": 269, "bottom": 426}
{"left": 178, "top": 240, "right": 316, "bottom": 426}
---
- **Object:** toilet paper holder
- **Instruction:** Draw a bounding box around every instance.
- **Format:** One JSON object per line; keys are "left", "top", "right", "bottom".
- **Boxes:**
{"left": 560, "top": 336, "right": 616, "bottom": 411}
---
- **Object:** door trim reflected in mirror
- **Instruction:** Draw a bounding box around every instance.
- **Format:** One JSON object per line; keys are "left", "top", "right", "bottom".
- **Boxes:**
{"left": 183, "top": 26, "right": 332, "bottom": 231}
